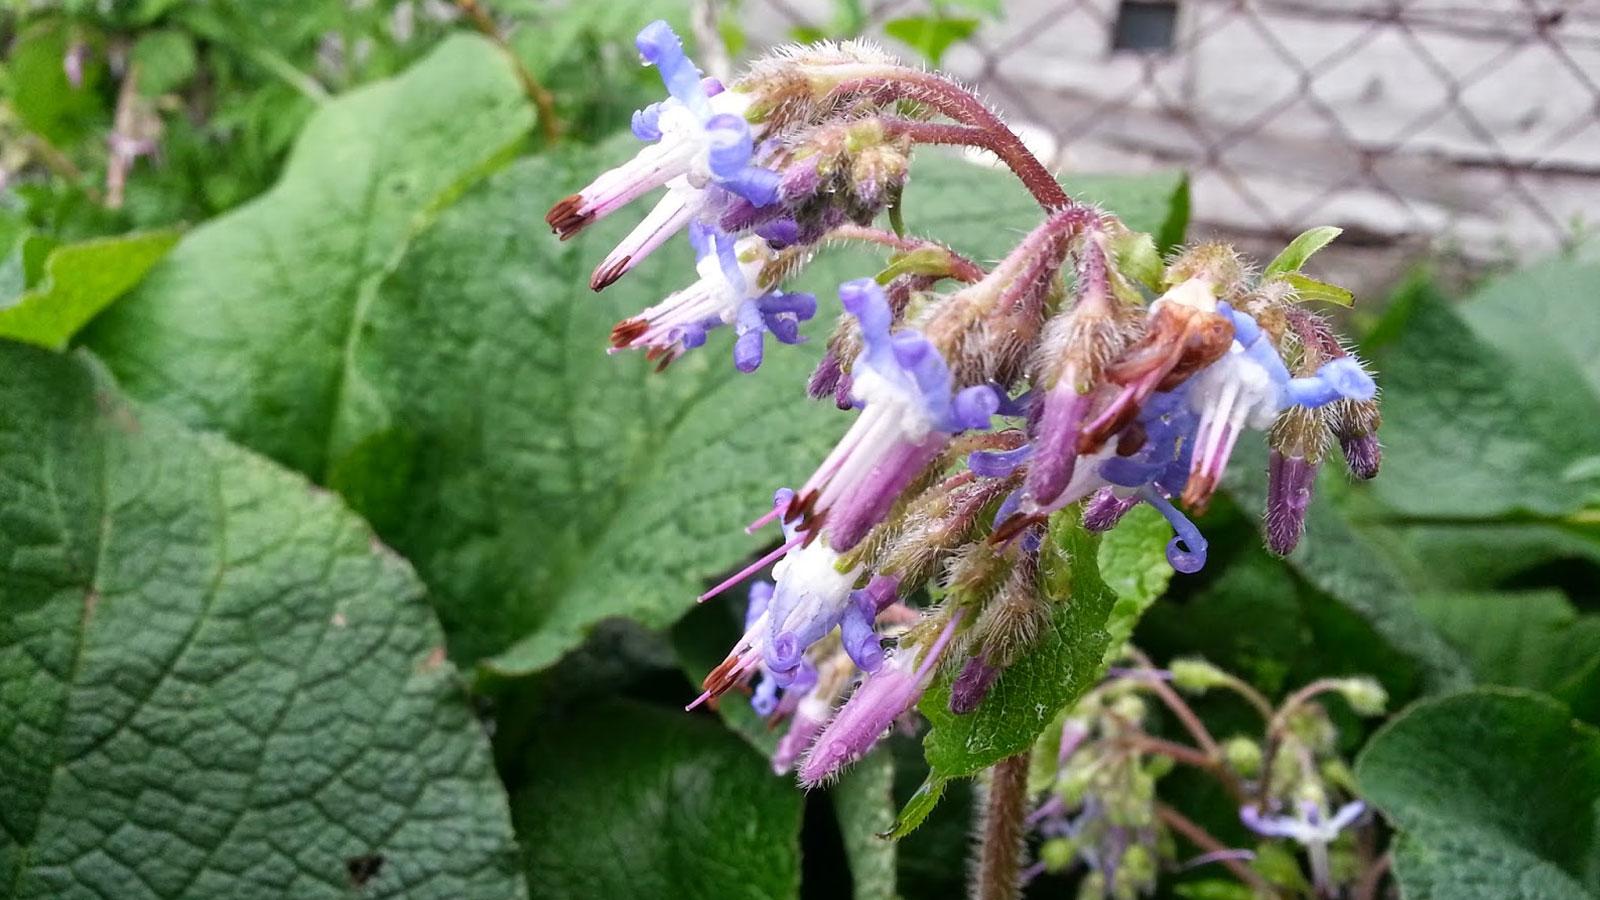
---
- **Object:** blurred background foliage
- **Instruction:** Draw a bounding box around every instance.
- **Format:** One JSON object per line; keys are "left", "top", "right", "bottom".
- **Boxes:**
{"left": 2, "top": 2, "right": 1598, "bottom": 899}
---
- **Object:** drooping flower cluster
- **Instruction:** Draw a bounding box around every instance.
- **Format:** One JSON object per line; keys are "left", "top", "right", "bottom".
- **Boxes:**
{"left": 547, "top": 22, "right": 1383, "bottom": 789}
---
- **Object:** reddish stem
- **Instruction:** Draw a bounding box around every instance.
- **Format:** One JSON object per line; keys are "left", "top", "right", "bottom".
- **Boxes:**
{"left": 832, "top": 74, "right": 1073, "bottom": 211}
{"left": 1157, "top": 804, "right": 1283, "bottom": 898}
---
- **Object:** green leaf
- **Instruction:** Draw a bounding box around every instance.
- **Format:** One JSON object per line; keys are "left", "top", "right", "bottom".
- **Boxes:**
{"left": 883, "top": 16, "right": 980, "bottom": 66}
{"left": 1279, "top": 272, "right": 1353, "bottom": 307}
{"left": 918, "top": 515, "right": 1118, "bottom": 778}
{"left": 510, "top": 701, "right": 802, "bottom": 900}
{"left": 1095, "top": 503, "right": 1176, "bottom": 663}
{"left": 84, "top": 34, "right": 536, "bottom": 477}
{"left": 1223, "top": 448, "right": 1473, "bottom": 691}
{"left": 832, "top": 751, "right": 899, "bottom": 900}
{"left": 943, "top": 0, "right": 1005, "bottom": 16}
{"left": 0, "top": 342, "right": 523, "bottom": 899}
{"left": 343, "top": 148, "right": 848, "bottom": 672}
{"left": 1357, "top": 688, "right": 1600, "bottom": 899}
{"left": 1459, "top": 251, "right": 1600, "bottom": 408}
{"left": 0, "top": 229, "right": 178, "bottom": 349}
{"left": 901, "top": 151, "right": 1189, "bottom": 260}
{"left": 130, "top": 29, "right": 198, "bottom": 97}
{"left": 884, "top": 774, "right": 949, "bottom": 840}
{"left": 8, "top": 21, "right": 108, "bottom": 146}
{"left": 1412, "top": 590, "right": 1600, "bottom": 719}
{"left": 1110, "top": 230, "right": 1163, "bottom": 292}
{"left": 1263, "top": 226, "right": 1342, "bottom": 278}
{"left": 1368, "top": 279, "right": 1600, "bottom": 519}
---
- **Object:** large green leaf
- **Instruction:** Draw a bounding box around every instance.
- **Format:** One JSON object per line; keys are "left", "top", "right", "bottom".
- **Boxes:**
{"left": 1223, "top": 450, "right": 1472, "bottom": 691}
{"left": 0, "top": 343, "right": 522, "bottom": 899}
{"left": 0, "top": 229, "right": 179, "bottom": 349}
{"left": 918, "top": 515, "right": 1120, "bottom": 777}
{"left": 84, "top": 34, "right": 535, "bottom": 477}
{"left": 511, "top": 701, "right": 802, "bottom": 900}
{"left": 335, "top": 150, "right": 849, "bottom": 672}
{"left": 1368, "top": 278, "right": 1600, "bottom": 519}
{"left": 1412, "top": 590, "right": 1600, "bottom": 721}
{"left": 1357, "top": 689, "right": 1600, "bottom": 899}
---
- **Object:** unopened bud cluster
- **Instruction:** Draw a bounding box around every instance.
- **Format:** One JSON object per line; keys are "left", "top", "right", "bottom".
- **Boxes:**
{"left": 546, "top": 22, "right": 1384, "bottom": 789}
{"left": 1022, "top": 655, "right": 1384, "bottom": 898}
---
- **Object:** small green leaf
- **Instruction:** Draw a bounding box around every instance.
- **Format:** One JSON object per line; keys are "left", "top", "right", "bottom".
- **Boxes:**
{"left": 1110, "top": 230, "right": 1163, "bottom": 292}
{"left": 1263, "top": 225, "right": 1342, "bottom": 278}
{"left": 918, "top": 515, "right": 1118, "bottom": 778}
{"left": 883, "top": 15, "right": 980, "bottom": 66}
{"left": 511, "top": 701, "right": 803, "bottom": 900}
{"left": 1357, "top": 688, "right": 1600, "bottom": 899}
{"left": 1280, "top": 272, "right": 1353, "bottom": 307}
{"left": 131, "top": 29, "right": 198, "bottom": 96}
{"left": 0, "top": 343, "right": 524, "bottom": 898}
{"left": 0, "top": 229, "right": 179, "bottom": 349}
{"left": 1095, "top": 503, "right": 1176, "bottom": 663}
{"left": 885, "top": 774, "right": 949, "bottom": 840}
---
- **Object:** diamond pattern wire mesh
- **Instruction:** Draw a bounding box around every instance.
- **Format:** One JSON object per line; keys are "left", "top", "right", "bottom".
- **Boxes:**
{"left": 739, "top": 0, "right": 1600, "bottom": 290}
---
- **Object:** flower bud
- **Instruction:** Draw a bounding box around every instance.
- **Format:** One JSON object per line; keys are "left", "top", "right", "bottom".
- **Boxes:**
{"left": 1169, "top": 657, "right": 1231, "bottom": 694}
{"left": 1040, "top": 837, "right": 1077, "bottom": 872}
{"left": 1330, "top": 677, "right": 1387, "bottom": 716}
{"left": 1223, "top": 736, "right": 1263, "bottom": 777}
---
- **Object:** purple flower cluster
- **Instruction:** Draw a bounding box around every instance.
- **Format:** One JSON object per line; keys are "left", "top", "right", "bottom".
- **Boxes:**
{"left": 547, "top": 22, "right": 1382, "bottom": 787}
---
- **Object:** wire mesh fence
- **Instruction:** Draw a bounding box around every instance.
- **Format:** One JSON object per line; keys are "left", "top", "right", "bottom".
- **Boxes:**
{"left": 738, "top": 0, "right": 1600, "bottom": 293}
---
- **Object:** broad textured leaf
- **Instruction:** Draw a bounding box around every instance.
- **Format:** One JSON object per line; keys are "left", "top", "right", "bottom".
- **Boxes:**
{"left": 0, "top": 229, "right": 178, "bottom": 349}
{"left": 1459, "top": 252, "right": 1600, "bottom": 410}
{"left": 919, "top": 515, "right": 1119, "bottom": 777}
{"left": 337, "top": 149, "right": 849, "bottom": 671}
{"left": 1412, "top": 590, "right": 1600, "bottom": 720}
{"left": 1357, "top": 689, "right": 1600, "bottom": 899}
{"left": 1224, "top": 449, "right": 1472, "bottom": 691}
{"left": 1368, "top": 280, "right": 1600, "bottom": 519}
{"left": 832, "top": 751, "right": 898, "bottom": 900}
{"left": 511, "top": 701, "right": 802, "bottom": 900}
{"left": 901, "top": 152, "right": 1190, "bottom": 258}
{"left": 0, "top": 343, "right": 522, "bottom": 899}
{"left": 84, "top": 34, "right": 535, "bottom": 477}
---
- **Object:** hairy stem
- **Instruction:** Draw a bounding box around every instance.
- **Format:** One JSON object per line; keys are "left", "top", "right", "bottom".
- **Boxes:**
{"left": 972, "top": 752, "right": 1030, "bottom": 900}
{"left": 1354, "top": 852, "right": 1391, "bottom": 900}
{"left": 1157, "top": 804, "right": 1282, "bottom": 898}
{"left": 831, "top": 73, "right": 1072, "bottom": 211}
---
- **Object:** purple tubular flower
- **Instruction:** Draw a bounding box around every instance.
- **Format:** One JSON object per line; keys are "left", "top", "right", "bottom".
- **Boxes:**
{"left": 1021, "top": 380, "right": 1090, "bottom": 511}
{"left": 798, "top": 613, "right": 965, "bottom": 787}
{"left": 546, "top": 21, "right": 780, "bottom": 281}
{"left": 610, "top": 227, "right": 815, "bottom": 371}
{"left": 950, "top": 653, "right": 1001, "bottom": 714}
{"left": 772, "top": 704, "right": 827, "bottom": 775}
{"left": 1139, "top": 488, "right": 1208, "bottom": 574}
{"left": 1182, "top": 304, "right": 1376, "bottom": 509}
{"left": 788, "top": 280, "right": 999, "bottom": 551}
{"left": 968, "top": 444, "right": 1032, "bottom": 478}
{"left": 1265, "top": 449, "right": 1318, "bottom": 555}
{"left": 1083, "top": 487, "right": 1140, "bottom": 532}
